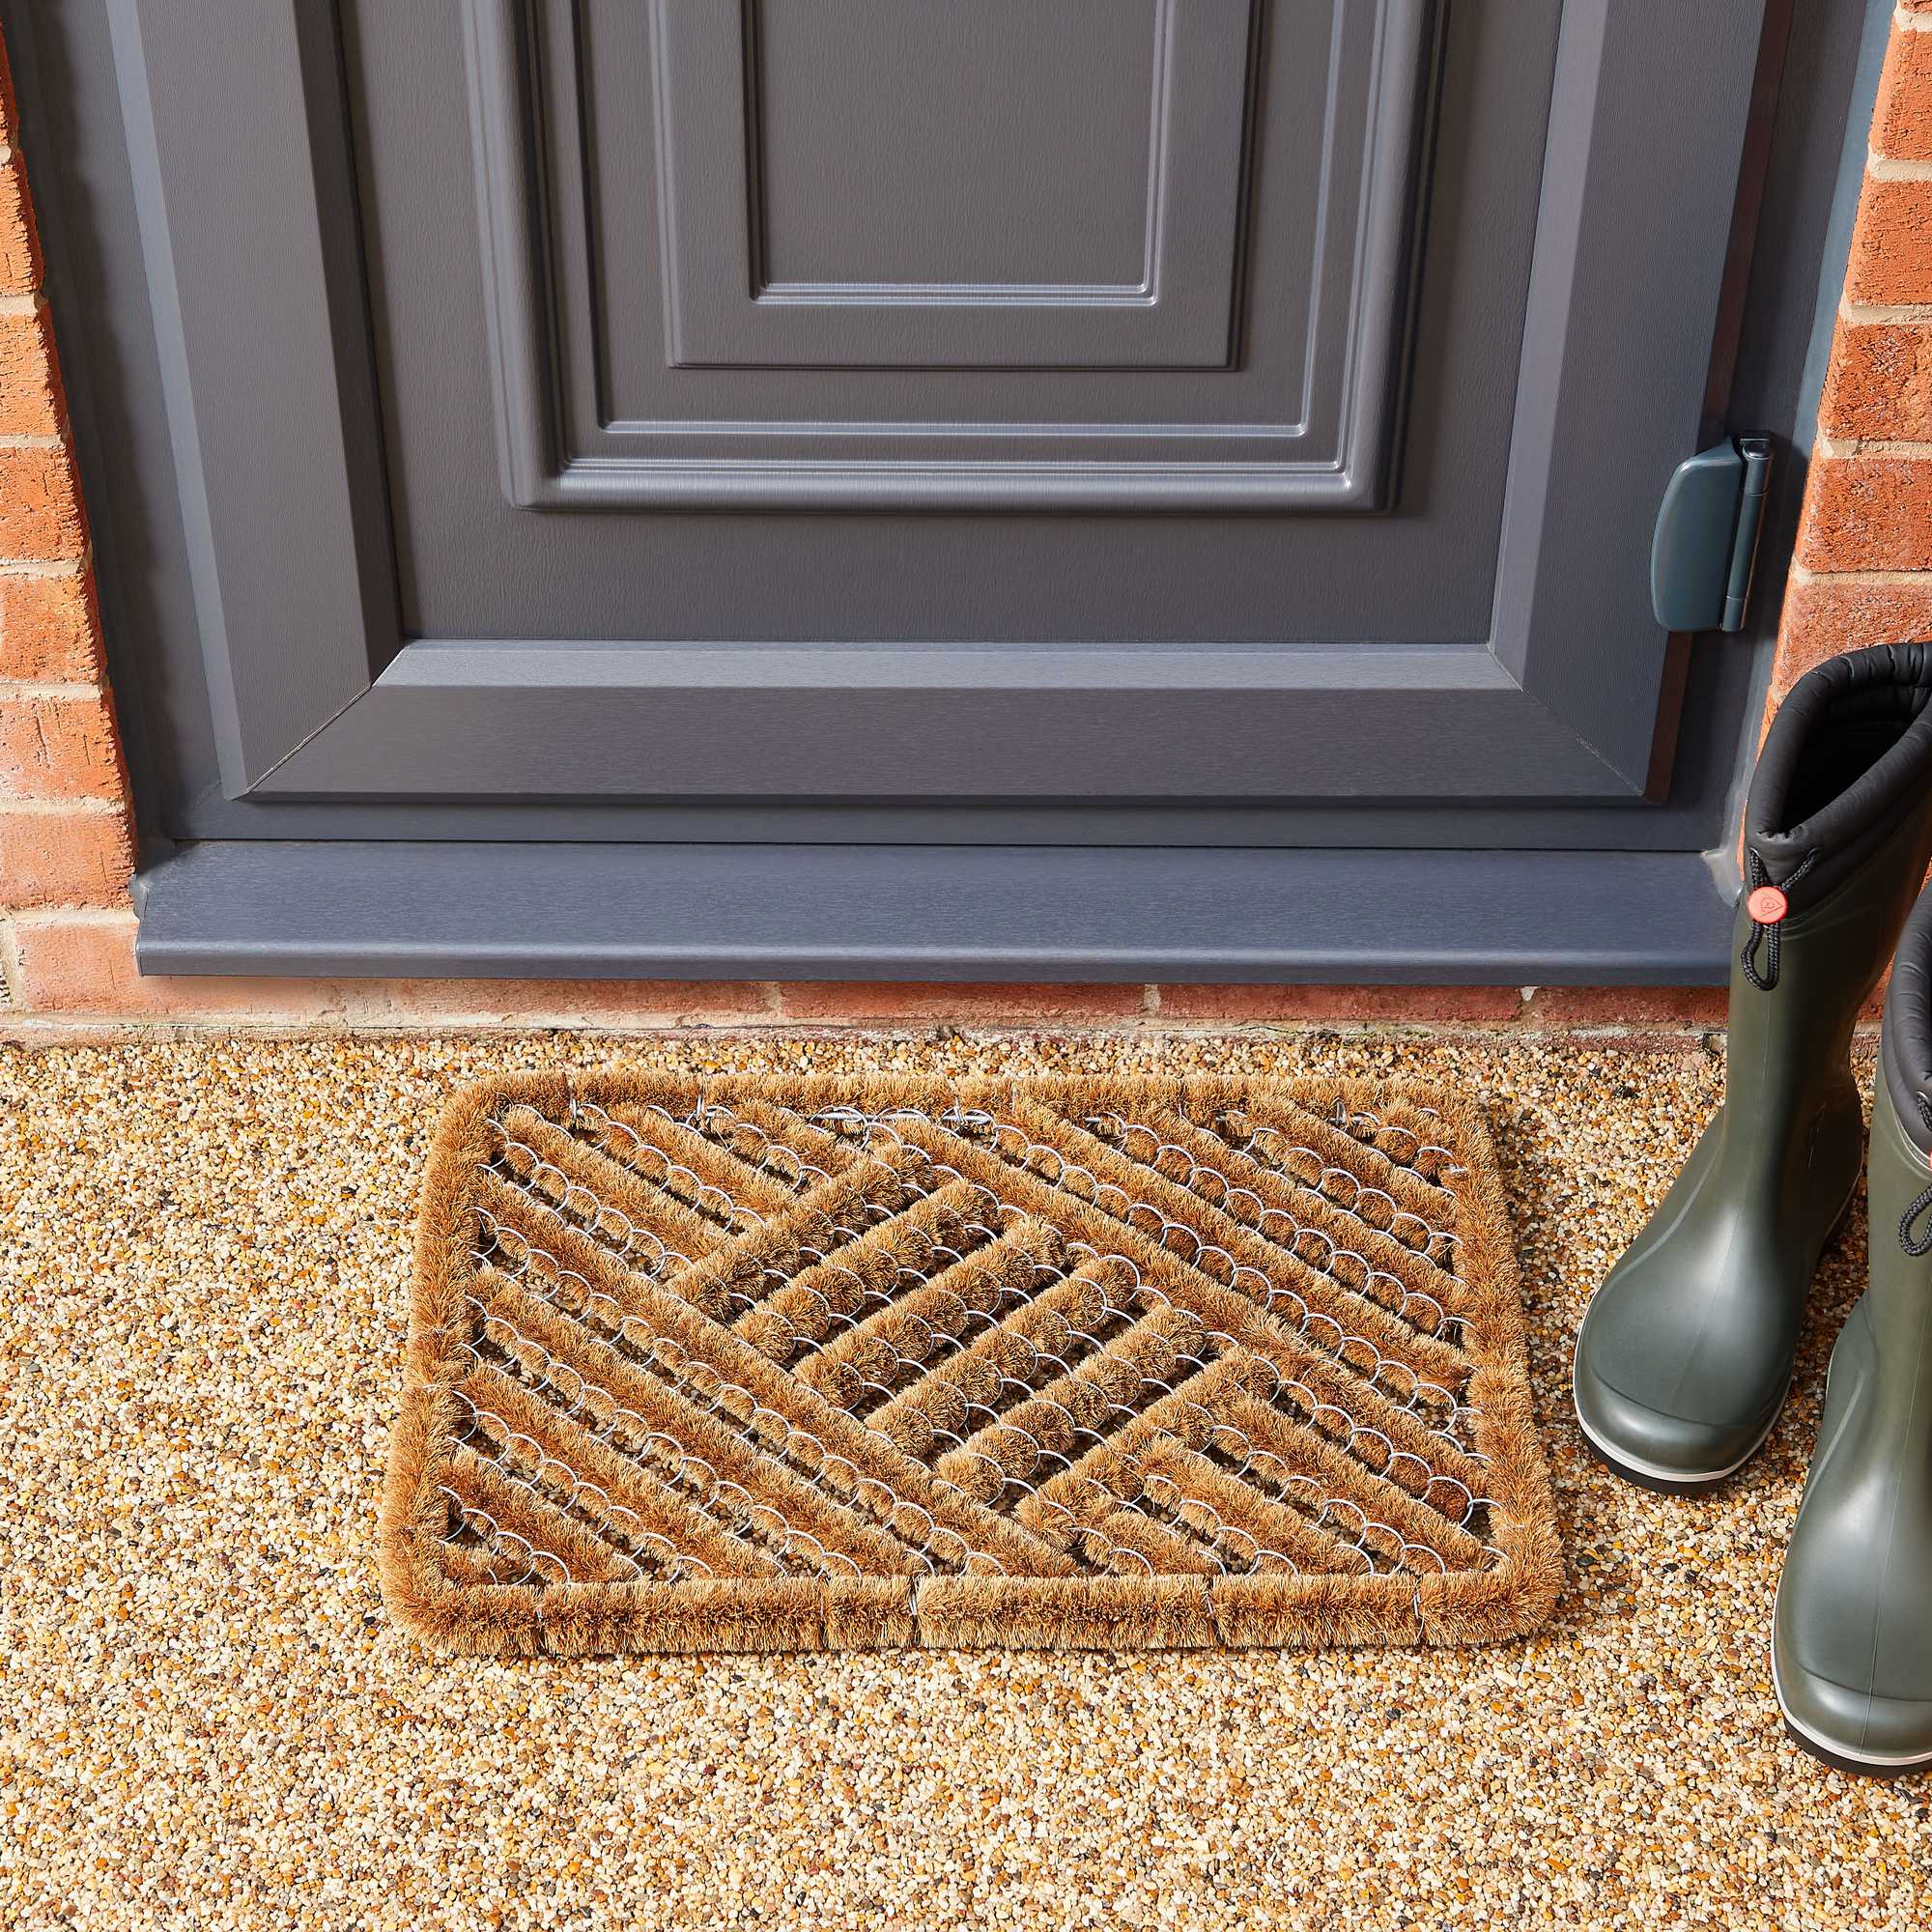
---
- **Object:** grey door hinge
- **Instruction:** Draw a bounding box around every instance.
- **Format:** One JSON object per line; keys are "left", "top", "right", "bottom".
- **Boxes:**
{"left": 1650, "top": 436, "right": 1773, "bottom": 634}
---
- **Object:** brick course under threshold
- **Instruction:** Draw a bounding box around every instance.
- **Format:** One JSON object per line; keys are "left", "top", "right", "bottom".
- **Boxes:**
{"left": 0, "top": 915, "right": 1734, "bottom": 1033}
{"left": 0, "top": 18, "right": 1926, "bottom": 1032}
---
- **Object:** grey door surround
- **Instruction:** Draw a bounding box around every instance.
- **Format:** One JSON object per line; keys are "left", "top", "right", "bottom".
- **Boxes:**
{"left": 122, "top": 0, "right": 1739, "bottom": 805}
{"left": 6, "top": 0, "right": 1871, "bottom": 981}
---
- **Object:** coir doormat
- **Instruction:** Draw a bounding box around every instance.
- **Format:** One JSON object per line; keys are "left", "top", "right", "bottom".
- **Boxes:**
{"left": 382, "top": 1074, "right": 1560, "bottom": 1653}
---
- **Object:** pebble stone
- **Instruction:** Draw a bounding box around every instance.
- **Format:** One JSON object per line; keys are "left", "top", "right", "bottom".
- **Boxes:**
{"left": 1, "top": 1025, "right": 1926, "bottom": 1931}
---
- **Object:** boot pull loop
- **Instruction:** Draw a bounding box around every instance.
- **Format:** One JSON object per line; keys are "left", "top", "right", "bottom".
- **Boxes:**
{"left": 1902, "top": 1095, "right": 1932, "bottom": 1258}
{"left": 1740, "top": 849, "right": 1818, "bottom": 992}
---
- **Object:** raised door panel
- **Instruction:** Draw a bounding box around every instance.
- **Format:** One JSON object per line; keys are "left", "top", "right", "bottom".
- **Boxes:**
{"left": 657, "top": 0, "right": 1250, "bottom": 368}
{"left": 473, "top": 0, "right": 1433, "bottom": 508}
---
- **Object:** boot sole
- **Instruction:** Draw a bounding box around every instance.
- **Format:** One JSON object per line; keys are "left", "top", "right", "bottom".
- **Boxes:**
{"left": 1771, "top": 1651, "right": 1932, "bottom": 1776}
{"left": 1571, "top": 1177, "right": 1861, "bottom": 1495}
{"left": 1574, "top": 1396, "right": 1785, "bottom": 1495}
{"left": 1779, "top": 1719, "right": 1932, "bottom": 1776}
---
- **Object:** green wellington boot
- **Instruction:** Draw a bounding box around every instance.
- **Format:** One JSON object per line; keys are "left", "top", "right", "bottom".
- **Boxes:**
{"left": 1575, "top": 643, "right": 1932, "bottom": 1492}
{"left": 1775, "top": 886, "right": 1932, "bottom": 1774}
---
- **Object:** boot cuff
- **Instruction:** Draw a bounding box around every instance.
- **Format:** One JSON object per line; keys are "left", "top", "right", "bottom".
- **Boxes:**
{"left": 1884, "top": 885, "right": 1932, "bottom": 1162}
{"left": 1747, "top": 642, "right": 1932, "bottom": 903}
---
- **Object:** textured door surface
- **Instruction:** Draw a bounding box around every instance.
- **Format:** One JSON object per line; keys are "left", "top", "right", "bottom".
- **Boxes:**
{"left": 16, "top": 0, "right": 1859, "bottom": 977}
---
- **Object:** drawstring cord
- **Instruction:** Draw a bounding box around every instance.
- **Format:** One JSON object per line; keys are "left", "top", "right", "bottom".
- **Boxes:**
{"left": 1740, "top": 848, "right": 1819, "bottom": 992}
{"left": 1901, "top": 1094, "right": 1932, "bottom": 1257}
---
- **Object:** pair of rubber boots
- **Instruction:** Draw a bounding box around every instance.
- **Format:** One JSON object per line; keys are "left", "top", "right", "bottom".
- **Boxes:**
{"left": 1573, "top": 642, "right": 1932, "bottom": 1775}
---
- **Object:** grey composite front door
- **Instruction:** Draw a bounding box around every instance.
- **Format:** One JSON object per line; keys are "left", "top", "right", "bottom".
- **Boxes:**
{"left": 18, "top": 0, "right": 1857, "bottom": 980}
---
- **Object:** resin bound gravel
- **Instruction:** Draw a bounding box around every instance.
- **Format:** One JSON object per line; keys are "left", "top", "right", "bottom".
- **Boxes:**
{"left": 2, "top": 1028, "right": 1925, "bottom": 1931}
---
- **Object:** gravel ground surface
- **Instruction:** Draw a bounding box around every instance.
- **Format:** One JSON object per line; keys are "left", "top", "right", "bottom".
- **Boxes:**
{"left": 1, "top": 1028, "right": 1924, "bottom": 1931}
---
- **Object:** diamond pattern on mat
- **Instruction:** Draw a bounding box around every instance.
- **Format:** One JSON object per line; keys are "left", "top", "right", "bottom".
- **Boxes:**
{"left": 412, "top": 1082, "right": 1513, "bottom": 1610}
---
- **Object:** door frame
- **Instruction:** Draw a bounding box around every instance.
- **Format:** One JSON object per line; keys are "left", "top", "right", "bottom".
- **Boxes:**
{"left": 6, "top": 0, "right": 1878, "bottom": 980}
{"left": 110, "top": 0, "right": 1743, "bottom": 803}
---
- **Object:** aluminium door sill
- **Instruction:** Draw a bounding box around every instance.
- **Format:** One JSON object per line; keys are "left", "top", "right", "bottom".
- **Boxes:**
{"left": 131, "top": 841, "right": 1734, "bottom": 984}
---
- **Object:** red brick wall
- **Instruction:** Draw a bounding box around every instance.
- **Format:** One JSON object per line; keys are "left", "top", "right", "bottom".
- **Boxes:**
{"left": 2, "top": 17, "right": 1920, "bottom": 1034}
{"left": 1773, "top": 4, "right": 1932, "bottom": 697}
{"left": 0, "top": 33, "right": 140, "bottom": 1019}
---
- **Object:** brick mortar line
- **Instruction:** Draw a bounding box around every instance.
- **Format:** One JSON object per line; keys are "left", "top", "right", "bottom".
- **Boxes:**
{"left": 1787, "top": 561, "right": 1932, "bottom": 587}
{"left": 1812, "top": 433, "right": 1932, "bottom": 459}
{"left": 0, "top": 554, "right": 87, "bottom": 579}
{"left": 5, "top": 905, "right": 132, "bottom": 929}
{"left": 1840, "top": 298, "right": 1932, "bottom": 323}
{"left": 0, "top": 795, "right": 123, "bottom": 816}
{"left": 1898, "top": 2, "right": 1932, "bottom": 29}
{"left": 1866, "top": 149, "right": 1932, "bottom": 182}
{"left": 0, "top": 679, "right": 107, "bottom": 700}
{"left": 0, "top": 1014, "right": 1746, "bottom": 1046}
